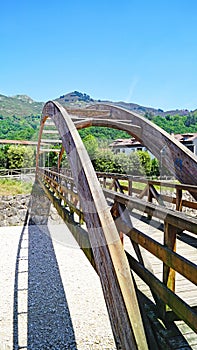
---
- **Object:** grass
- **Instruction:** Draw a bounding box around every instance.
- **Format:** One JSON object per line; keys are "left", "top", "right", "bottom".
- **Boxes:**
{"left": 119, "top": 179, "right": 179, "bottom": 193}
{"left": 119, "top": 180, "right": 146, "bottom": 191}
{"left": 0, "top": 179, "right": 33, "bottom": 195}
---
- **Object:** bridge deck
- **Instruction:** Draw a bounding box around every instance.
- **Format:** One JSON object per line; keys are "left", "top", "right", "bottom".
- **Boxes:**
{"left": 1, "top": 213, "right": 196, "bottom": 349}
{"left": 125, "top": 210, "right": 197, "bottom": 349}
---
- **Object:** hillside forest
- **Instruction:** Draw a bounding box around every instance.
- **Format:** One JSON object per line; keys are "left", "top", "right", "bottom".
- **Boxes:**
{"left": 0, "top": 111, "right": 197, "bottom": 141}
{"left": 0, "top": 108, "right": 196, "bottom": 178}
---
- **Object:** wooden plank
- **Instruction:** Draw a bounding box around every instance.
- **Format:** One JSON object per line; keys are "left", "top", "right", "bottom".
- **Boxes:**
{"left": 163, "top": 223, "right": 177, "bottom": 315}
{"left": 42, "top": 129, "right": 59, "bottom": 134}
{"left": 138, "top": 184, "right": 148, "bottom": 199}
{"left": 74, "top": 117, "right": 142, "bottom": 137}
{"left": 67, "top": 108, "right": 111, "bottom": 118}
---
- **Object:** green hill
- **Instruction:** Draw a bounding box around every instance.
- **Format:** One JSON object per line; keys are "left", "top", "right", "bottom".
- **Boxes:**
{"left": 0, "top": 90, "right": 193, "bottom": 118}
{"left": 0, "top": 91, "right": 196, "bottom": 141}
{"left": 0, "top": 94, "right": 44, "bottom": 117}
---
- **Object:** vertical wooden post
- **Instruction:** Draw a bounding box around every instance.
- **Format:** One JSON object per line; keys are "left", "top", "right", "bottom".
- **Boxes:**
{"left": 176, "top": 188, "right": 182, "bottom": 211}
{"left": 114, "top": 178, "right": 118, "bottom": 192}
{"left": 162, "top": 222, "right": 177, "bottom": 315}
{"left": 147, "top": 183, "right": 153, "bottom": 203}
{"left": 128, "top": 178, "right": 133, "bottom": 196}
{"left": 147, "top": 184, "right": 153, "bottom": 220}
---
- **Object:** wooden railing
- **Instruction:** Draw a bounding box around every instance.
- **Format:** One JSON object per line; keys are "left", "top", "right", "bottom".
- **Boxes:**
{"left": 37, "top": 168, "right": 197, "bottom": 334}
{"left": 96, "top": 172, "right": 197, "bottom": 214}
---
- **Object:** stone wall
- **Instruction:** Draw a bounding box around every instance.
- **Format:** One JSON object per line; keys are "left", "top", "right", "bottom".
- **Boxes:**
{"left": 0, "top": 193, "right": 64, "bottom": 226}
{"left": 0, "top": 190, "right": 195, "bottom": 227}
{"left": 0, "top": 194, "right": 30, "bottom": 226}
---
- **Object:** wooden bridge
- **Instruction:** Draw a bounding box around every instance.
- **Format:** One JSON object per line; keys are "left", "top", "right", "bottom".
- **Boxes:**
{"left": 30, "top": 101, "right": 197, "bottom": 349}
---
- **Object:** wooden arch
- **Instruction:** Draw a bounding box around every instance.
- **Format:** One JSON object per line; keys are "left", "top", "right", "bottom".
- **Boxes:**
{"left": 79, "top": 103, "right": 197, "bottom": 186}
{"left": 36, "top": 101, "right": 148, "bottom": 350}
{"left": 53, "top": 103, "right": 197, "bottom": 189}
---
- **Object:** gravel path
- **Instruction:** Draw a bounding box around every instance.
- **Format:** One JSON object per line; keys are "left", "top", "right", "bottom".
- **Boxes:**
{"left": 0, "top": 222, "right": 116, "bottom": 350}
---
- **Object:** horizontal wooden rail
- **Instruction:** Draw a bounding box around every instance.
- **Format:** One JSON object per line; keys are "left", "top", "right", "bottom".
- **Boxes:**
{"left": 103, "top": 188, "right": 197, "bottom": 234}
{"left": 126, "top": 253, "right": 197, "bottom": 333}
{"left": 126, "top": 227, "right": 197, "bottom": 285}
{"left": 97, "top": 172, "right": 197, "bottom": 213}
{"left": 96, "top": 172, "right": 197, "bottom": 192}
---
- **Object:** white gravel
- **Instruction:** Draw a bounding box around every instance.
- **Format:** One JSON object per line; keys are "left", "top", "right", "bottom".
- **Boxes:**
{"left": 0, "top": 223, "right": 116, "bottom": 350}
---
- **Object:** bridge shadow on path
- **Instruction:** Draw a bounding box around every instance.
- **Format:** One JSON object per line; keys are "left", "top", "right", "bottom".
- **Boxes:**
{"left": 13, "top": 212, "right": 77, "bottom": 350}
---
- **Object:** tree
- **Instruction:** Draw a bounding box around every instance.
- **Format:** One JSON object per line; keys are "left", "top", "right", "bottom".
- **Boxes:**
{"left": 138, "top": 151, "right": 151, "bottom": 176}
{"left": 0, "top": 145, "right": 9, "bottom": 168}
{"left": 129, "top": 152, "right": 145, "bottom": 176}
{"left": 184, "top": 112, "right": 197, "bottom": 128}
{"left": 94, "top": 150, "right": 115, "bottom": 173}
{"left": 83, "top": 134, "right": 98, "bottom": 160}
{"left": 113, "top": 153, "right": 133, "bottom": 174}
{"left": 7, "top": 145, "right": 34, "bottom": 169}
{"left": 150, "top": 158, "right": 160, "bottom": 177}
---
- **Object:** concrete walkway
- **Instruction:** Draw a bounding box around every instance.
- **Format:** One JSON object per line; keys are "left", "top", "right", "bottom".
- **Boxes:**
{"left": 0, "top": 223, "right": 116, "bottom": 350}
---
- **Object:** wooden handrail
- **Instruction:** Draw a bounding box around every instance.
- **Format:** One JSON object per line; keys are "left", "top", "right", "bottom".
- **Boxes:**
{"left": 96, "top": 172, "right": 197, "bottom": 214}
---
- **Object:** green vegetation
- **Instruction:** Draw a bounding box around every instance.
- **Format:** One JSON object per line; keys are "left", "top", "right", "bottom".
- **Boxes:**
{"left": 0, "top": 114, "right": 40, "bottom": 140}
{"left": 93, "top": 150, "right": 158, "bottom": 177}
{"left": 0, "top": 94, "right": 196, "bottom": 180}
{"left": 0, "top": 102, "right": 196, "bottom": 143}
{"left": 83, "top": 134, "right": 99, "bottom": 158}
{"left": 7, "top": 145, "right": 35, "bottom": 169}
{"left": 81, "top": 135, "right": 160, "bottom": 177}
{"left": 45, "top": 134, "right": 160, "bottom": 177}
{"left": 79, "top": 126, "right": 129, "bottom": 141}
{"left": 145, "top": 111, "right": 197, "bottom": 134}
{"left": 0, "top": 179, "right": 32, "bottom": 195}
{"left": 0, "top": 145, "right": 35, "bottom": 169}
{"left": 0, "top": 145, "right": 9, "bottom": 168}
{"left": 0, "top": 94, "right": 43, "bottom": 117}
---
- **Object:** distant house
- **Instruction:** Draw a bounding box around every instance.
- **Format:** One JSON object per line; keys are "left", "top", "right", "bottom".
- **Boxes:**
{"left": 173, "top": 133, "right": 197, "bottom": 156}
{"left": 109, "top": 133, "right": 197, "bottom": 157}
{"left": 109, "top": 138, "right": 148, "bottom": 155}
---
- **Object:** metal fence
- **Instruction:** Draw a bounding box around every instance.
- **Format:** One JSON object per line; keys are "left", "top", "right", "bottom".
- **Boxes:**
{"left": 0, "top": 168, "right": 36, "bottom": 180}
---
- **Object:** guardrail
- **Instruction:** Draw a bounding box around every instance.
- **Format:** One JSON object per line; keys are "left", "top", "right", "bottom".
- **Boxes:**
{"left": 0, "top": 168, "right": 36, "bottom": 179}
{"left": 96, "top": 172, "right": 197, "bottom": 214}
{"left": 37, "top": 167, "right": 197, "bottom": 334}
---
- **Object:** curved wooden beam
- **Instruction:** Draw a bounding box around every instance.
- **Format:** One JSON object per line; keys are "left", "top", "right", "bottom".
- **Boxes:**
{"left": 42, "top": 102, "right": 197, "bottom": 189}
{"left": 85, "top": 104, "right": 197, "bottom": 188}
{"left": 36, "top": 101, "right": 148, "bottom": 350}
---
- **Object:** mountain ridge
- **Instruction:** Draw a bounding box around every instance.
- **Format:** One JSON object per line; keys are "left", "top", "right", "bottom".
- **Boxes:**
{"left": 0, "top": 90, "right": 194, "bottom": 117}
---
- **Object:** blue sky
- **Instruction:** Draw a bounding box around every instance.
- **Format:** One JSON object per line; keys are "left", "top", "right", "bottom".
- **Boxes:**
{"left": 1, "top": 0, "right": 197, "bottom": 110}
